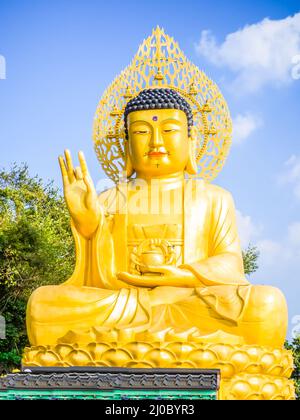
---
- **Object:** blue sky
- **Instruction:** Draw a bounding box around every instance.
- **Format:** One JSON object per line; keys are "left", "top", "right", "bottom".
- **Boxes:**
{"left": 0, "top": 0, "right": 300, "bottom": 338}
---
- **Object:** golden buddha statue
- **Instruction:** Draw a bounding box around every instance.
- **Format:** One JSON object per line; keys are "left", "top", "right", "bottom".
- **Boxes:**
{"left": 23, "top": 28, "right": 295, "bottom": 400}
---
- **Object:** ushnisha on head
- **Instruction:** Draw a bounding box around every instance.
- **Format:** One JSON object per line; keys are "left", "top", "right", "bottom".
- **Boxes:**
{"left": 124, "top": 88, "right": 194, "bottom": 139}
{"left": 124, "top": 88, "right": 197, "bottom": 178}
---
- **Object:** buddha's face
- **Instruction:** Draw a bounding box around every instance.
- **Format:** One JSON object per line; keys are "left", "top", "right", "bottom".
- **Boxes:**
{"left": 127, "top": 109, "right": 190, "bottom": 177}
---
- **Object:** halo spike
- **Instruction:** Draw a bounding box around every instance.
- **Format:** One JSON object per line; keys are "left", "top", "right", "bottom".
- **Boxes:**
{"left": 93, "top": 28, "right": 232, "bottom": 184}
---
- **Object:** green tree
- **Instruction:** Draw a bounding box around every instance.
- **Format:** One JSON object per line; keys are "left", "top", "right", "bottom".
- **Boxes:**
{"left": 0, "top": 164, "right": 74, "bottom": 372}
{"left": 285, "top": 337, "right": 300, "bottom": 399}
{"left": 243, "top": 245, "right": 259, "bottom": 276}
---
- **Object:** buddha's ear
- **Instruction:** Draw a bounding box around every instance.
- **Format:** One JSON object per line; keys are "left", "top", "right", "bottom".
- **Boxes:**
{"left": 125, "top": 143, "right": 135, "bottom": 178}
{"left": 185, "top": 126, "right": 198, "bottom": 175}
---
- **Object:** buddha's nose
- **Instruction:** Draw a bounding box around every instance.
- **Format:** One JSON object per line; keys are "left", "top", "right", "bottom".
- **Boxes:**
{"left": 150, "top": 127, "right": 164, "bottom": 148}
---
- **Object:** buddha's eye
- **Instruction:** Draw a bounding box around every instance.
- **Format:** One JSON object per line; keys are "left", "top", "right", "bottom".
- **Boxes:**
{"left": 133, "top": 130, "right": 150, "bottom": 135}
{"left": 163, "top": 128, "right": 180, "bottom": 134}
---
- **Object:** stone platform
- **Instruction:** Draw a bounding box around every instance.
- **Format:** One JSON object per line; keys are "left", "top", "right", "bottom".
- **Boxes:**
{"left": 20, "top": 341, "right": 296, "bottom": 400}
{"left": 0, "top": 368, "right": 219, "bottom": 400}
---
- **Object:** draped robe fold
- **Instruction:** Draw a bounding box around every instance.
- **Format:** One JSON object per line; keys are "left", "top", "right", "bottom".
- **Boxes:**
{"left": 27, "top": 180, "right": 255, "bottom": 345}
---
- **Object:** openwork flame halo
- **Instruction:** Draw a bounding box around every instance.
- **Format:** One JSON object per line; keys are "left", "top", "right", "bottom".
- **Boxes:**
{"left": 93, "top": 27, "right": 232, "bottom": 183}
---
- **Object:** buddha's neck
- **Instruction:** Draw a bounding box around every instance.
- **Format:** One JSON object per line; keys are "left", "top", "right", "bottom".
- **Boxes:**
{"left": 134, "top": 172, "right": 185, "bottom": 191}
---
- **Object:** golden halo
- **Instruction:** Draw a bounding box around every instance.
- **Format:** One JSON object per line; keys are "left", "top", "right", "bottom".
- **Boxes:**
{"left": 93, "top": 27, "right": 232, "bottom": 184}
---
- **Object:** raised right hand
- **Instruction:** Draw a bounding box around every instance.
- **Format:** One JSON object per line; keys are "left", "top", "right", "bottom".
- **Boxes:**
{"left": 59, "top": 149, "right": 102, "bottom": 238}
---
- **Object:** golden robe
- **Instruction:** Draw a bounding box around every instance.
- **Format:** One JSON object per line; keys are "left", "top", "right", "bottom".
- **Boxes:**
{"left": 27, "top": 180, "right": 288, "bottom": 347}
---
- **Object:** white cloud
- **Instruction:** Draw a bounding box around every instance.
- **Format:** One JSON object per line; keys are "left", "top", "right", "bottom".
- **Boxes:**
{"left": 0, "top": 55, "right": 6, "bottom": 80}
{"left": 278, "top": 155, "right": 300, "bottom": 200}
{"left": 236, "top": 210, "right": 262, "bottom": 247}
{"left": 232, "top": 113, "right": 262, "bottom": 144}
{"left": 256, "top": 239, "right": 284, "bottom": 265}
{"left": 195, "top": 13, "right": 300, "bottom": 92}
{"left": 288, "top": 222, "right": 300, "bottom": 248}
{"left": 256, "top": 221, "right": 300, "bottom": 266}
{"left": 236, "top": 208, "right": 300, "bottom": 267}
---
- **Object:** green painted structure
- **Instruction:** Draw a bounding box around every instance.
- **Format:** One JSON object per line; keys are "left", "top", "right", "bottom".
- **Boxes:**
{"left": 0, "top": 368, "right": 220, "bottom": 400}
{"left": 0, "top": 388, "right": 217, "bottom": 400}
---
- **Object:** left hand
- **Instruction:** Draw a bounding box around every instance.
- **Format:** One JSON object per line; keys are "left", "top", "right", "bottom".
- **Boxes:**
{"left": 117, "top": 265, "right": 201, "bottom": 288}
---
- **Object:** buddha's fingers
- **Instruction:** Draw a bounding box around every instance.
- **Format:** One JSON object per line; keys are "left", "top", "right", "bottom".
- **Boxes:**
{"left": 83, "top": 174, "right": 95, "bottom": 194}
{"left": 78, "top": 152, "right": 96, "bottom": 199}
{"left": 58, "top": 156, "right": 70, "bottom": 188}
{"left": 117, "top": 272, "right": 147, "bottom": 287}
{"left": 78, "top": 151, "right": 89, "bottom": 178}
{"left": 117, "top": 272, "right": 167, "bottom": 288}
{"left": 142, "top": 265, "right": 169, "bottom": 274}
{"left": 64, "top": 149, "right": 75, "bottom": 183}
{"left": 74, "top": 166, "right": 83, "bottom": 181}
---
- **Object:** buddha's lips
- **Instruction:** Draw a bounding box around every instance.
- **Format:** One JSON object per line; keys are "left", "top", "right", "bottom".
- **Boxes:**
{"left": 147, "top": 151, "right": 168, "bottom": 157}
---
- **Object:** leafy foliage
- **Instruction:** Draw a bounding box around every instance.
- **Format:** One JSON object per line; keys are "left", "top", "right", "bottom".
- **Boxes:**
{"left": 0, "top": 164, "right": 74, "bottom": 372}
{"left": 243, "top": 245, "right": 259, "bottom": 276}
{"left": 285, "top": 337, "right": 300, "bottom": 399}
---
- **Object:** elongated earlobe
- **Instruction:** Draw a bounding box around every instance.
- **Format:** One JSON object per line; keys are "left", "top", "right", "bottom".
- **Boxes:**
{"left": 125, "top": 147, "right": 134, "bottom": 178}
{"left": 126, "top": 158, "right": 134, "bottom": 178}
{"left": 185, "top": 127, "right": 198, "bottom": 175}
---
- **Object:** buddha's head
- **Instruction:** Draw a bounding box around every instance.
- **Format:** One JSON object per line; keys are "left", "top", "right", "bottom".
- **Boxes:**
{"left": 124, "top": 89, "right": 197, "bottom": 178}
